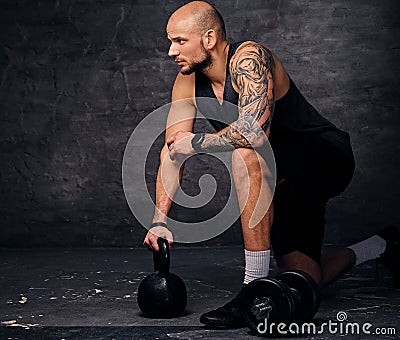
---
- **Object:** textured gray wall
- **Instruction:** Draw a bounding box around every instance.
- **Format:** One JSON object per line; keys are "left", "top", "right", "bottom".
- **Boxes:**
{"left": 0, "top": 0, "right": 399, "bottom": 247}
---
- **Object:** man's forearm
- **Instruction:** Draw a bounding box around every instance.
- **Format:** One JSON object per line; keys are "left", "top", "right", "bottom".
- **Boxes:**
{"left": 197, "top": 115, "right": 270, "bottom": 153}
{"left": 152, "top": 145, "right": 184, "bottom": 223}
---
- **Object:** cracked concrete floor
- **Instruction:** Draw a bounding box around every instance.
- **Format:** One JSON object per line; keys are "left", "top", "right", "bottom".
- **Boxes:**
{"left": 0, "top": 247, "right": 399, "bottom": 339}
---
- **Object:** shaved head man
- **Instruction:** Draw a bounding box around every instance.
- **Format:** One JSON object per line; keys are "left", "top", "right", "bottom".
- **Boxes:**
{"left": 143, "top": 1, "right": 399, "bottom": 330}
{"left": 166, "top": 1, "right": 226, "bottom": 75}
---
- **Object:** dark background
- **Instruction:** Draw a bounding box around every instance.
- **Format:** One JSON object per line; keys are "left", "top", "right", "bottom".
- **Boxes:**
{"left": 0, "top": 0, "right": 399, "bottom": 247}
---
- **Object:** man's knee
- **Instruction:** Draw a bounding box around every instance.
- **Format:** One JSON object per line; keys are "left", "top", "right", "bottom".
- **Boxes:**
{"left": 231, "top": 148, "right": 270, "bottom": 180}
{"left": 277, "top": 251, "right": 322, "bottom": 286}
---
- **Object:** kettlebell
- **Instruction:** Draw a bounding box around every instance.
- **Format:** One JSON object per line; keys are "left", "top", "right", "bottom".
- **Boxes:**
{"left": 137, "top": 238, "right": 187, "bottom": 318}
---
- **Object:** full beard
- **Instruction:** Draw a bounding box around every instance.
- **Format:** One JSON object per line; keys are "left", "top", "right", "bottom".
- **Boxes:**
{"left": 180, "top": 42, "right": 213, "bottom": 75}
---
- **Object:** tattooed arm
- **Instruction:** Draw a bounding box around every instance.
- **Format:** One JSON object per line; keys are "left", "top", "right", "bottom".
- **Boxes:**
{"left": 200, "top": 42, "right": 275, "bottom": 152}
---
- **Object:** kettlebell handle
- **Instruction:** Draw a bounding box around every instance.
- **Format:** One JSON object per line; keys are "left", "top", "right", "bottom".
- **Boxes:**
{"left": 153, "top": 238, "right": 170, "bottom": 277}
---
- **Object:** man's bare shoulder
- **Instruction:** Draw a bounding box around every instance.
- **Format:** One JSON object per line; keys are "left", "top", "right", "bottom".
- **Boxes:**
{"left": 172, "top": 72, "right": 195, "bottom": 101}
{"left": 230, "top": 41, "right": 274, "bottom": 68}
{"left": 229, "top": 40, "right": 289, "bottom": 97}
{"left": 228, "top": 41, "right": 275, "bottom": 91}
{"left": 237, "top": 40, "right": 269, "bottom": 50}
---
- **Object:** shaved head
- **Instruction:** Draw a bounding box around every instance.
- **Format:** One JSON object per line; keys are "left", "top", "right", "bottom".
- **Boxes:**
{"left": 169, "top": 1, "right": 226, "bottom": 40}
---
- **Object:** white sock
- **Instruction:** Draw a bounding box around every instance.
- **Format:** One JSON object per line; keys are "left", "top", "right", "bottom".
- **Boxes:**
{"left": 347, "top": 235, "right": 386, "bottom": 266}
{"left": 243, "top": 249, "right": 271, "bottom": 284}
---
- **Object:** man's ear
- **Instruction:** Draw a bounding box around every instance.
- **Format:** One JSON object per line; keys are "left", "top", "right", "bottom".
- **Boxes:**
{"left": 202, "top": 29, "right": 217, "bottom": 50}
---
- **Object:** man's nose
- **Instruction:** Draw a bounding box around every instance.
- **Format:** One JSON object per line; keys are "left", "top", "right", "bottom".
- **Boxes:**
{"left": 168, "top": 44, "right": 179, "bottom": 58}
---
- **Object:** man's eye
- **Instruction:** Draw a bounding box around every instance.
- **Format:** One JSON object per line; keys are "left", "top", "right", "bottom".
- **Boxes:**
{"left": 178, "top": 39, "right": 185, "bottom": 44}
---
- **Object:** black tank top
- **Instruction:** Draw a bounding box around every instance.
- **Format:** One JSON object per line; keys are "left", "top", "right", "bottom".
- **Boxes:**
{"left": 194, "top": 41, "right": 353, "bottom": 159}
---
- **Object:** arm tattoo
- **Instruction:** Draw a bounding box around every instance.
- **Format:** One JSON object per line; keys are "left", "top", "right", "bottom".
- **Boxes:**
{"left": 200, "top": 42, "right": 275, "bottom": 153}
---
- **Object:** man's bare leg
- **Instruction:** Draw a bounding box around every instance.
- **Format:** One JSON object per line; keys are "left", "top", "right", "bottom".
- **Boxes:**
{"left": 232, "top": 148, "right": 274, "bottom": 284}
{"left": 277, "top": 250, "right": 356, "bottom": 288}
{"left": 278, "top": 251, "right": 322, "bottom": 284}
{"left": 319, "top": 249, "right": 356, "bottom": 287}
{"left": 319, "top": 229, "right": 394, "bottom": 288}
{"left": 231, "top": 148, "right": 273, "bottom": 252}
{"left": 200, "top": 148, "right": 274, "bottom": 328}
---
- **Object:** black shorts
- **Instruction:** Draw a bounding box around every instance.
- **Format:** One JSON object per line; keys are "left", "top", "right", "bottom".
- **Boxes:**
{"left": 268, "top": 133, "right": 355, "bottom": 263}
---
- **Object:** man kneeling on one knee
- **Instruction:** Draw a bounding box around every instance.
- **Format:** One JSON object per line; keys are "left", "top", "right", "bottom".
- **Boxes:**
{"left": 143, "top": 1, "right": 399, "bottom": 329}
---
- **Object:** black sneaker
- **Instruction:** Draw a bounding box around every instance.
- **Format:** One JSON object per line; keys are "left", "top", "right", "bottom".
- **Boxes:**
{"left": 200, "top": 286, "right": 247, "bottom": 329}
{"left": 376, "top": 226, "right": 400, "bottom": 288}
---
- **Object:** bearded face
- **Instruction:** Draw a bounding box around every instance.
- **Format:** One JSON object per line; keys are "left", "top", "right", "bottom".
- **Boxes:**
{"left": 179, "top": 40, "right": 213, "bottom": 75}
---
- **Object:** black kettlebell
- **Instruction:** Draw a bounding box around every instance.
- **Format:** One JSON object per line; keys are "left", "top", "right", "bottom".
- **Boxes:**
{"left": 137, "top": 238, "right": 187, "bottom": 318}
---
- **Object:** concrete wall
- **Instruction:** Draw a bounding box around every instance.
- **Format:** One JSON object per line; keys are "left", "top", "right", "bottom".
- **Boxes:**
{"left": 0, "top": 0, "right": 399, "bottom": 247}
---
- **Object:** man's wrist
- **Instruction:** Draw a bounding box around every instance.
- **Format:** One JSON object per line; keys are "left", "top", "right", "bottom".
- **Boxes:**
{"left": 191, "top": 133, "right": 206, "bottom": 152}
{"left": 150, "top": 221, "right": 168, "bottom": 228}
